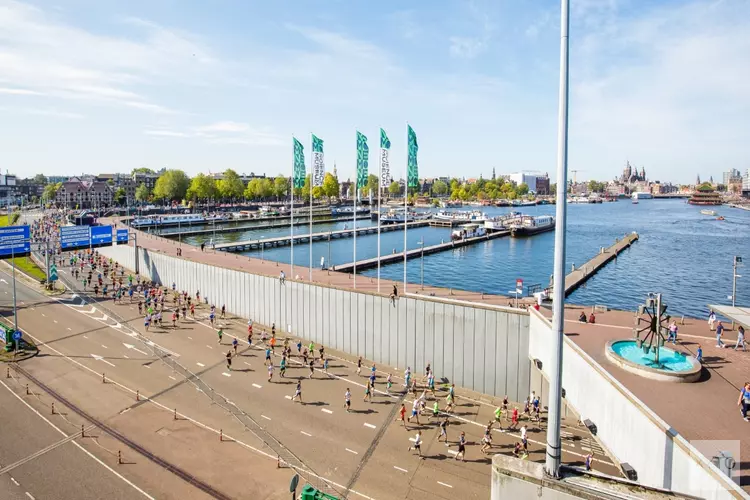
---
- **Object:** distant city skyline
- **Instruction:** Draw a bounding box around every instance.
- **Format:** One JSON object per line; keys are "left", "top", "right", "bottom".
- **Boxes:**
{"left": 0, "top": 0, "right": 747, "bottom": 184}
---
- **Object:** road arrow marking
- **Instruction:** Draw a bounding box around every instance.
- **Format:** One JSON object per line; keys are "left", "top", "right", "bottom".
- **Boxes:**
{"left": 91, "top": 353, "right": 115, "bottom": 367}
{"left": 122, "top": 343, "right": 148, "bottom": 355}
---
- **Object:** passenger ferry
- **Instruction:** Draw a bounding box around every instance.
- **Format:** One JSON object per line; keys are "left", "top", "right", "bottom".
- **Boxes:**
{"left": 435, "top": 210, "right": 488, "bottom": 223}
{"left": 484, "top": 212, "right": 522, "bottom": 231}
{"left": 507, "top": 215, "right": 555, "bottom": 238}
{"left": 631, "top": 192, "right": 653, "bottom": 200}
{"left": 700, "top": 209, "right": 717, "bottom": 216}
{"left": 451, "top": 223, "right": 486, "bottom": 240}
{"left": 378, "top": 208, "right": 431, "bottom": 224}
{"left": 332, "top": 206, "right": 370, "bottom": 216}
{"left": 130, "top": 213, "right": 204, "bottom": 228}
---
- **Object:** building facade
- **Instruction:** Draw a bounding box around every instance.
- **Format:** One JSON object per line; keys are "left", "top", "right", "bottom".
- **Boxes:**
{"left": 55, "top": 177, "right": 113, "bottom": 208}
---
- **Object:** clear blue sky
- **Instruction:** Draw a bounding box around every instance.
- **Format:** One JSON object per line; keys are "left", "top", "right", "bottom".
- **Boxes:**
{"left": 0, "top": 0, "right": 747, "bottom": 184}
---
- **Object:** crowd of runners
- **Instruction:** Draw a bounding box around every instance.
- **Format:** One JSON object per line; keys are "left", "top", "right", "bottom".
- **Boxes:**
{"left": 25, "top": 210, "right": 574, "bottom": 468}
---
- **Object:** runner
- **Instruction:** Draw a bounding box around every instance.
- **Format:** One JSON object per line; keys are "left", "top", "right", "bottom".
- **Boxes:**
{"left": 445, "top": 392, "right": 455, "bottom": 413}
{"left": 172, "top": 310, "right": 178, "bottom": 328}
{"left": 232, "top": 337, "right": 239, "bottom": 354}
{"left": 386, "top": 373, "right": 393, "bottom": 394}
{"left": 225, "top": 350, "right": 232, "bottom": 371}
{"left": 267, "top": 361, "right": 274, "bottom": 382}
{"left": 271, "top": 323, "right": 276, "bottom": 337}
{"left": 144, "top": 314, "right": 151, "bottom": 331}
{"left": 270, "top": 335, "right": 277, "bottom": 353}
{"left": 356, "top": 356, "right": 362, "bottom": 376}
{"left": 344, "top": 388, "right": 352, "bottom": 412}
{"left": 209, "top": 310, "right": 215, "bottom": 327}
{"left": 265, "top": 347, "right": 272, "bottom": 366}
{"left": 302, "top": 348, "right": 308, "bottom": 365}
{"left": 398, "top": 403, "right": 407, "bottom": 427}
{"left": 494, "top": 405, "right": 503, "bottom": 425}
{"left": 408, "top": 399, "right": 420, "bottom": 425}
{"left": 438, "top": 416, "right": 449, "bottom": 444}
{"left": 404, "top": 367, "right": 411, "bottom": 388}
{"left": 323, "top": 357, "right": 330, "bottom": 376}
{"left": 308, "top": 358, "right": 315, "bottom": 379}
{"left": 585, "top": 453, "right": 594, "bottom": 471}
{"left": 509, "top": 407, "right": 520, "bottom": 430}
{"left": 481, "top": 427, "right": 492, "bottom": 454}
{"left": 407, "top": 430, "right": 424, "bottom": 459}
{"left": 362, "top": 381, "right": 372, "bottom": 403}
{"left": 291, "top": 381, "right": 302, "bottom": 403}
{"left": 455, "top": 432, "right": 466, "bottom": 461}
{"left": 296, "top": 339, "right": 302, "bottom": 355}
{"left": 369, "top": 371, "right": 376, "bottom": 391}
{"left": 217, "top": 328, "right": 224, "bottom": 344}
{"left": 280, "top": 356, "right": 287, "bottom": 377}
{"left": 427, "top": 370, "right": 435, "bottom": 397}
{"left": 429, "top": 400, "right": 440, "bottom": 420}
{"left": 221, "top": 304, "right": 226, "bottom": 319}
{"left": 319, "top": 345, "right": 325, "bottom": 362}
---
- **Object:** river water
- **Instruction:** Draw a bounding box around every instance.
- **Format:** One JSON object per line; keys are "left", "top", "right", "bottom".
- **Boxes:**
{"left": 180, "top": 200, "right": 749, "bottom": 316}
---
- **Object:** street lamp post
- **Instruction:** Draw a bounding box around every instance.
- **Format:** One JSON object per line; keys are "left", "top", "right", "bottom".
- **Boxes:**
{"left": 261, "top": 237, "right": 265, "bottom": 262}
{"left": 733, "top": 256, "right": 743, "bottom": 308}
{"left": 328, "top": 232, "right": 332, "bottom": 269}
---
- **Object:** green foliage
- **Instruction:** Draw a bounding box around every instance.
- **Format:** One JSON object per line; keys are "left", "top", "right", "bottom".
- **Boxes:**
{"left": 587, "top": 180, "right": 606, "bottom": 193}
{"left": 131, "top": 167, "right": 155, "bottom": 175}
{"left": 244, "top": 178, "right": 274, "bottom": 200}
{"left": 322, "top": 173, "right": 339, "bottom": 199}
{"left": 517, "top": 182, "right": 529, "bottom": 196}
{"left": 186, "top": 174, "right": 218, "bottom": 201}
{"left": 153, "top": 169, "right": 190, "bottom": 201}
{"left": 135, "top": 183, "right": 151, "bottom": 202}
{"left": 217, "top": 169, "right": 245, "bottom": 200}
{"left": 388, "top": 181, "right": 401, "bottom": 196}
{"left": 113, "top": 187, "right": 126, "bottom": 205}
{"left": 432, "top": 180, "right": 448, "bottom": 196}
{"left": 42, "top": 183, "right": 60, "bottom": 201}
{"left": 697, "top": 182, "right": 715, "bottom": 192}
{"left": 273, "top": 175, "right": 289, "bottom": 199}
{"left": 361, "top": 174, "right": 379, "bottom": 198}
{"left": 32, "top": 174, "right": 47, "bottom": 184}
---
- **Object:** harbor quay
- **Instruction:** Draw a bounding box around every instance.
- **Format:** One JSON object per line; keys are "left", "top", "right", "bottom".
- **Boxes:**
{"left": 95, "top": 220, "right": 744, "bottom": 498}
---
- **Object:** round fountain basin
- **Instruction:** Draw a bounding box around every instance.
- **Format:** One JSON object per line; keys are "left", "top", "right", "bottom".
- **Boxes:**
{"left": 605, "top": 340, "right": 702, "bottom": 382}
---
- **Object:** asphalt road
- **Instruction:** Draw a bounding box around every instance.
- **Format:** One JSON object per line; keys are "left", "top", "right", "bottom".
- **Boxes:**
{"left": 0, "top": 253, "right": 618, "bottom": 500}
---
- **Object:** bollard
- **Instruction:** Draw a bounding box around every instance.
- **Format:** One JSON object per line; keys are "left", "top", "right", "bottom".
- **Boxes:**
{"left": 277, "top": 456, "right": 282, "bottom": 468}
{"left": 81, "top": 424, "right": 85, "bottom": 438}
{"left": 118, "top": 450, "right": 122, "bottom": 465}
{"left": 174, "top": 408, "right": 178, "bottom": 420}
{"left": 136, "top": 390, "right": 139, "bottom": 401}
{"left": 102, "top": 372, "right": 106, "bottom": 383}
{"left": 26, "top": 384, "right": 30, "bottom": 395}
{"left": 6, "top": 367, "right": 9, "bottom": 378}
{"left": 219, "top": 429, "right": 223, "bottom": 441}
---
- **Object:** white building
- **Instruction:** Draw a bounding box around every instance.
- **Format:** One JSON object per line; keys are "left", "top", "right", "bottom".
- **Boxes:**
{"left": 509, "top": 172, "right": 543, "bottom": 193}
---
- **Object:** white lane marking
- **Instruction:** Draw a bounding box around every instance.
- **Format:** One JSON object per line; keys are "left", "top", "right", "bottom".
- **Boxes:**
{"left": 0, "top": 379, "right": 154, "bottom": 499}
{"left": 205, "top": 345, "right": 213, "bottom": 349}
{"left": 123, "top": 355, "right": 129, "bottom": 359}
{"left": 169, "top": 376, "right": 176, "bottom": 381}
{"left": 11, "top": 477, "right": 19, "bottom": 486}
{"left": 91, "top": 354, "right": 115, "bottom": 367}
{"left": 321, "top": 408, "right": 333, "bottom": 414}
{"left": 122, "top": 343, "right": 148, "bottom": 355}
{"left": 83, "top": 335, "right": 88, "bottom": 339}
{"left": 196, "top": 362, "right": 205, "bottom": 367}
{"left": 252, "top": 383, "right": 262, "bottom": 389}
{"left": 345, "top": 448, "right": 358, "bottom": 455}
{"left": 101, "top": 345, "right": 108, "bottom": 349}
{"left": 26, "top": 492, "right": 35, "bottom": 500}
{"left": 285, "top": 395, "right": 292, "bottom": 400}
{"left": 393, "top": 466, "right": 407, "bottom": 473}
{"left": 187, "top": 337, "right": 193, "bottom": 340}
{"left": 53, "top": 320, "right": 58, "bottom": 324}
{"left": 244, "top": 362, "right": 251, "bottom": 367}
{"left": 222, "top": 372, "right": 231, "bottom": 377}
{"left": 66, "top": 328, "right": 72, "bottom": 331}
{"left": 437, "top": 481, "right": 453, "bottom": 488}
{"left": 143, "top": 365, "right": 150, "bottom": 369}
{"left": 41, "top": 313, "right": 46, "bottom": 317}
{"left": 30, "top": 307, "right": 35, "bottom": 310}
{"left": 261, "top": 415, "right": 271, "bottom": 420}
{"left": 300, "top": 431, "right": 312, "bottom": 437}
{"left": 447, "top": 450, "right": 458, "bottom": 456}
{"left": 364, "top": 423, "right": 376, "bottom": 429}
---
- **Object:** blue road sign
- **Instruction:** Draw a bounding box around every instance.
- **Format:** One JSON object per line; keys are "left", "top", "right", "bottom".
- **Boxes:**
{"left": 0, "top": 225, "right": 30, "bottom": 258}
{"left": 60, "top": 225, "right": 91, "bottom": 250}
{"left": 13, "top": 331, "right": 21, "bottom": 341}
{"left": 91, "top": 225, "right": 113, "bottom": 245}
{"left": 116, "top": 228, "right": 129, "bottom": 243}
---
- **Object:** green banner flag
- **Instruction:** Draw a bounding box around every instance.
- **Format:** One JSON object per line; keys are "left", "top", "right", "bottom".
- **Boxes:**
{"left": 380, "top": 128, "right": 391, "bottom": 149}
{"left": 407, "top": 125, "right": 418, "bottom": 188}
{"left": 356, "top": 131, "right": 369, "bottom": 189}
{"left": 293, "top": 138, "right": 305, "bottom": 189}
{"left": 312, "top": 134, "right": 324, "bottom": 187}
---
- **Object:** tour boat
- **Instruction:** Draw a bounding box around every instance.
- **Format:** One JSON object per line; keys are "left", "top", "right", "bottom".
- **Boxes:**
{"left": 700, "top": 209, "right": 717, "bottom": 216}
{"left": 507, "top": 215, "right": 556, "bottom": 238}
{"left": 380, "top": 208, "right": 414, "bottom": 224}
{"left": 130, "top": 213, "right": 204, "bottom": 228}
{"left": 435, "top": 210, "right": 488, "bottom": 223}
{"left": 451, "top": 223, "right": 487, "bottom": 240}
{"left": 484, "top": 212, "right": 523, "bottom": 231}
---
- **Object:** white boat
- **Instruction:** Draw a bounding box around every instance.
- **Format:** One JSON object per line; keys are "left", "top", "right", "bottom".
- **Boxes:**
{"left": 332, "top": 206, "right": 370, "bottom": 215}
{"left": 507, "top": 215, "right": 555, "bottom": 237}
{"left": 451, "top": 223, "right": 487, "bottom": 240}
{"left": 380, "top": 208, "right": 414, "bottom": 224}
{"left": 131, "top": 213, "right": 204, "bottom": 227}
{"left": 631, "top": 192, "right": 653, "bottom": 200}
{"left": 435, "top": 210, "right": 488, "bottom": 223}
{"left": 700, "top": 209, "right": 717, "bottom": 216}
{"left": 484, "top": 212, "right": 523, "bottom": 231}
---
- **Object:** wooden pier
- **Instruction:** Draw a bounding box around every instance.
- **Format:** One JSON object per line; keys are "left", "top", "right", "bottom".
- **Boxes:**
{"left": 159, "top": 215, "right": 370, "bottom": 239}
{"left": 331, "top": 230, "right": 510, "bottom": 273}
{"left": 214, "top": 221, "right": 432, "bottom": 252}
{"left": 562, "top": 232, "right": 639, "bottom": 296}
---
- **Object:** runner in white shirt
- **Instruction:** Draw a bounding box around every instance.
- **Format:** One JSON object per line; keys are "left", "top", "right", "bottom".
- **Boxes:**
{"left": 408, "top": 430, "right": 424, "bottom": 459}
{"left": 344, "top": 388, "right": 351, "bottom": 413}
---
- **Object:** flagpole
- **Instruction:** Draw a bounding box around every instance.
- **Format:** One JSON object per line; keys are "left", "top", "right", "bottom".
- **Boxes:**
{"left": 377, "top": 139, "right": 382, "bottom": 294}
{"left": 403, "top": 127, "right": 408, "bottom": 294}
{"left": 353, "top": 173, "right": 357, "bottom": 289}
{"left": 290, "top": 142, "right": 295, "bottom": 282}
{"left": 309, "top": 141, "right": 313, "bottom": 282}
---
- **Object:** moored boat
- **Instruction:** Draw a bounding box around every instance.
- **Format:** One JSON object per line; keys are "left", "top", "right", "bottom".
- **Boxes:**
{"left": 451, "top": 223, "right": 486, "bottom": 240}
{"left": 507, "top": 215, "right": 555, "bottom": 238}
{"left": 700, "top": 209, "right": 717, "bottom": 216}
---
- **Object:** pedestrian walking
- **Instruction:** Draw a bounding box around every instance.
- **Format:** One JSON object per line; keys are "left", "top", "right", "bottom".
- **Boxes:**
{"left": 716, "top": 321, "right": 725, "bottom": 348}
{"left": 668, "top": 320, "right": 678, "bottom": 344}
{"left": 738, "top": 383, "right": 750, "bottom": 421}
{"left": 697, "top": 344, "right": 703, "bottom": 363}
{"left": 736, "top": 325, "right": 746, "bottom": 351}
{"left": 708, "top": 311, "right": 717, "bottom": 331}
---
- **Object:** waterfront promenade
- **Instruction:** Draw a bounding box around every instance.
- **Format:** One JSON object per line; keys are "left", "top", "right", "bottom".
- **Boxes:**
{"left": 157, "top": 215, "right": 370, "bottom": 238}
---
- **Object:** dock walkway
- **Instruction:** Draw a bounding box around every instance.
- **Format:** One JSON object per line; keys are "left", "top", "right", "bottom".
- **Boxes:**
{"left": 214, "top": 221, "right": 432, "bottom": 252}
{"left": 159, "top": 215, "right": 370, "bottom": 239}
{"left": 331, "top": 230, "right": 510, "bottom": 273}
{"left": 562, "top": 232, "right": 639, "bottom": 296}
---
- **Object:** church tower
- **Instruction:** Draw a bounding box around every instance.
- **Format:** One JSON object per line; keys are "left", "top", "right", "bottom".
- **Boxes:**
{"left": 333, "top": 162, "right": 338, "bottom": 179}
{"left": 640, "top": 167, "right": 646, "bottom": 181}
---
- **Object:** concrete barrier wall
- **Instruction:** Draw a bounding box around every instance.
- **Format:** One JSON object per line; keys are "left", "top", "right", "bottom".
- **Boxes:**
{"left": 528, "top": 311, "right": 745, "bottom": 500}
{"left": 101, "top": 244, "right": 531, "bottom": 400}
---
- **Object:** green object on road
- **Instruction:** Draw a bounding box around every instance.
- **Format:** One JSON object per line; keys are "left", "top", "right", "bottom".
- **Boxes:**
{"left": 300, "top": 484, "right": 339, "bottom": 500}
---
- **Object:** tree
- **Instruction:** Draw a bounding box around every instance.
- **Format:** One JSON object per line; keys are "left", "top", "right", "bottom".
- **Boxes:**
{"left": 362, "top": 174, "right": 378, "bottom": 198}
{"left": 388, "top": 181, "right": 401, "bottom": 197}
{"left": 517, "top": 182, "right": 529, "bottom": 196}
{"left": 244, "top": 179, "right": 260, "bottom": 199}
{"left": 217, "top": 169, "right": 245, "bottom": 201}
{"left": 432, "top": 180, "right": 448, "bottom": 196}
{"left": 42, "top": 183, "right": 60, "bottom": 202}
{"left": 186, "top": 174, "right": 217, "bottom": 202}
{"left": 258, "top": 178, "right": 274, "bottom": 199}
{"left": 113, "top": 187, "right": 126, "bottom": 205}
{"left": 273, "top": 175, "right": 289, "bottom": 200}
{"left": 550, "top": 183, "right": 557, "bottom": 195}
{"left": 153, "top": 169, "right": 190, "bottom": 202}
{"left": 32, "top": 174, "right": 47, "bottom": 185}
{"left": 135, "top": 183, "right": 151, "bottom": 202}
{"left": 322, "top": 173, "right": 340, "bottom": 199}
{"left": 131, "top": 167, "right": 155, "bottom": 175}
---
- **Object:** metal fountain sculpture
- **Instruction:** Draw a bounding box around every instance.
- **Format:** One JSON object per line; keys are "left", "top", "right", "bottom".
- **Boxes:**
{"left": 633, "top": 293, "right": 670, "bottom": 365}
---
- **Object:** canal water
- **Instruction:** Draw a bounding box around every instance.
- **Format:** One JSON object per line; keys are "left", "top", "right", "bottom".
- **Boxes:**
{"left": 179, "top": 200, "right": 750, "bottom": 316}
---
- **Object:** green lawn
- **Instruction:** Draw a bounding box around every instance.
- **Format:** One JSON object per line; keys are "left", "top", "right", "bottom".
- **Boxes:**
{"left": 0, "top": 211, "right": 46, "bottom": 281}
